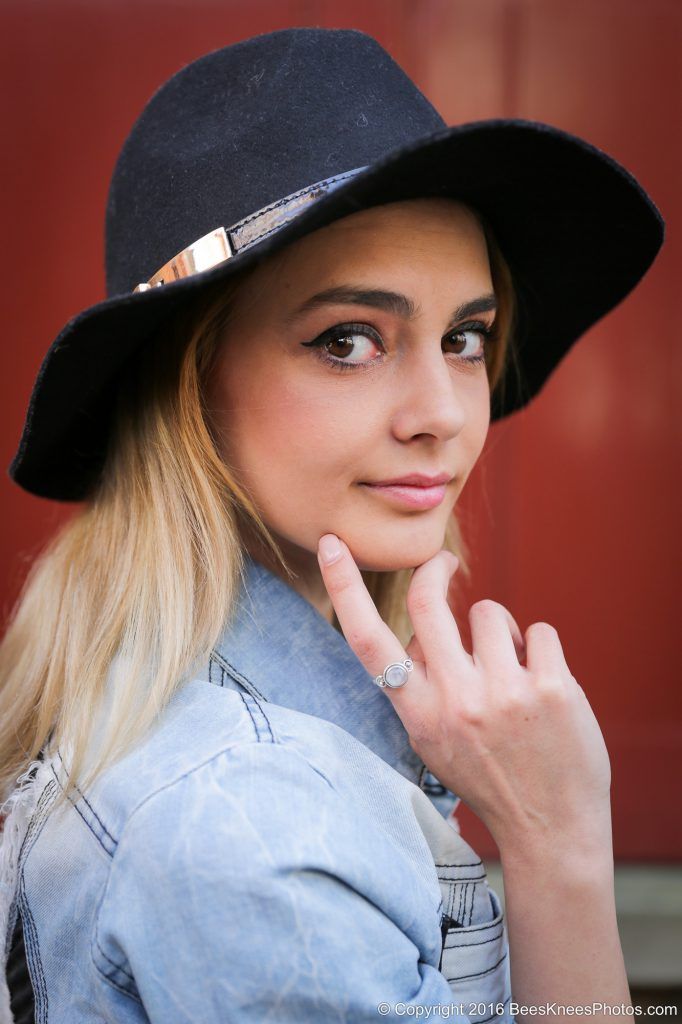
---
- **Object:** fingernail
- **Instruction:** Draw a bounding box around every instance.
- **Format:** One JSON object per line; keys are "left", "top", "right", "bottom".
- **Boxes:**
{"left": 318, "top": 534, "right": 342, "bottom": 565}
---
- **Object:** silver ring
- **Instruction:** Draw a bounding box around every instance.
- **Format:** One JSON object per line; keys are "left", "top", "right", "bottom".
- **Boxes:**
{"left": 374, "top": 657, "right": 413, "bottom": 689}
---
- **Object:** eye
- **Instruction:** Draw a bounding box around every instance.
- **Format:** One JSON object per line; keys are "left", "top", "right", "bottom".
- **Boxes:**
{"left": 301, "top": 323, "right": 384, "bottom": 369}
{"left": 443, "top": 323, "right": 492, "bottom": 363}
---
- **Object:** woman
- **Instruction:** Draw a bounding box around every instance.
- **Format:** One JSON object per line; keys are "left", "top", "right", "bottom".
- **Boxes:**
{"left": 0, "top": 26, "right": 665, "bottom": 1024}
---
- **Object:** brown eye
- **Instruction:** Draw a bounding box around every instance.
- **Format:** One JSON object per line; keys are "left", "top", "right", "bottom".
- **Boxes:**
{"left": 302, "top": 323, "right": 385, "bottom": 370}
{"left": 444, "top": 324, "right": 491, "bottom": 362}
{"left": 324, "top": 333, "right": 361, "bottom": 358}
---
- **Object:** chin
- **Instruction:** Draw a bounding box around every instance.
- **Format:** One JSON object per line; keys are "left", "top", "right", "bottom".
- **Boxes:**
{"left": 347, "top": 519, "right": 450, "bottom": 573}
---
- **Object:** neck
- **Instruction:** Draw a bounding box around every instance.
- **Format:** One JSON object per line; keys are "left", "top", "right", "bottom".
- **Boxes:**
{"left": 240, "top": 526, "right": 336, "bottom": 626}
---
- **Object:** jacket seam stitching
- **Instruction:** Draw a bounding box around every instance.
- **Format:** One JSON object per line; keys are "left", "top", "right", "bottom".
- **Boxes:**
{"left": 440, "top": 911, "right": 503, "bottom": 935}
{"left": 239, "top": 690, "right": 276, "bottom": 744}
{"left": 445, "top": 949, "right": 508, "bottom": 983}
{"left": 92, "top": 933, "right": 138, "bottom": 986}
{"left": 6, "top": 779, "right": 55, "bottom": 1022}
{"left": 435, "top": 860, "right": 483, "bottom": 869}
{"left": 462, "top": 876, "right": 473, "bottom": 925}
{"left": 210, "top": 649, "right": 268, "bottom": 702}
{"left": 457, "top": 882, "right": 466, "bottom": 924}
{"left": 444, "top": 931, "right": 503, "bottom": 950}
{"left": 436, "top": 873, "right": 485, "bottom": 883}
{"left": 55, "top": 749, "right": 117, "bottom": 848}
{"left": 54, "top": 749, "right": 115, "bottom": 843}
{"left": 17, "top": 780, "right": 57, "bottom": 867}
{"left": 50, "top": 763, "right": 115, "bottom": 858}
{"left": 18, "top": 880, "right": 48, "bottom": 1023}
{"left": 91, "top": 953, "right": 143, "bottom": 1005}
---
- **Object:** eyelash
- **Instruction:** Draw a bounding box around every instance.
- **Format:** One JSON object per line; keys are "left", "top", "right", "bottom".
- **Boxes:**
{"left": 301, "top": 320, "right": 495, "bottom": 373}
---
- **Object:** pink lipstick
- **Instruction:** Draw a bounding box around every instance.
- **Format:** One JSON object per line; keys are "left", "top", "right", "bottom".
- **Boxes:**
{"left": 359, "top": 472, "right": 452, "bottom": 510}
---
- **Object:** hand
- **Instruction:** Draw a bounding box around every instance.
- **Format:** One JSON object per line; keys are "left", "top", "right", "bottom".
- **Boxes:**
{"left": 317, "top": 534, "right": 612, "bottom": 855}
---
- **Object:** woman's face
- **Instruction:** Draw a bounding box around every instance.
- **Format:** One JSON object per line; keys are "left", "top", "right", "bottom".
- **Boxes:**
{"left": 205, "top": 198, "right": 494, "bottom": 574}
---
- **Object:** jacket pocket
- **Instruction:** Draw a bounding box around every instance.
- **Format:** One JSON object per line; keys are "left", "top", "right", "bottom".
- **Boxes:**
{"left": 438, "top": 882, "right": 511, "bottom": 1021}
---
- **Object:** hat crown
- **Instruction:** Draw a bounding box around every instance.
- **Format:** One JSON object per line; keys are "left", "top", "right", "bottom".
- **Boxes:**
{"left": 105, "top": 27, "right": 446, "bottom": 296}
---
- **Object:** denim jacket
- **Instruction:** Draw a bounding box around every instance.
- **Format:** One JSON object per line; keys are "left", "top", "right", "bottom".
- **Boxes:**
{"left": 2, "top": 554, "right": 513, "bottom": 1023}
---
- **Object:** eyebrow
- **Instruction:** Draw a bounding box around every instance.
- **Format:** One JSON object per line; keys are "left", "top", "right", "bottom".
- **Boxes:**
{"left": 284, "top": 286, "right": 498, "bottom": 327}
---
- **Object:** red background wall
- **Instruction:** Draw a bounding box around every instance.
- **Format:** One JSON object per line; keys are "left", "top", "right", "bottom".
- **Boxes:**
{"left": 1, "top": 0, "right": 679, "bottom": 861}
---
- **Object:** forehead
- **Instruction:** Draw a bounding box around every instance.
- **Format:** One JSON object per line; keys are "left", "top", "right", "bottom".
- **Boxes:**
{"left": 235, "top": 197, "right": 492, "bottom": 308}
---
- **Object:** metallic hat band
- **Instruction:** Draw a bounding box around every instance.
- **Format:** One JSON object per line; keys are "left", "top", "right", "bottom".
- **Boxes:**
{"left": 133, "top": 165, "right": 368, "bottom": 293}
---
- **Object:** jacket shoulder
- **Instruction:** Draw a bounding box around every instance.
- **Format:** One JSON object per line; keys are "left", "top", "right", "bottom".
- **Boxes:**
{"left": 91, "top": 737, "right": 454, "bottom": 1017}
{"left": 59, "top": 679, "right": 282, "bottom": 847}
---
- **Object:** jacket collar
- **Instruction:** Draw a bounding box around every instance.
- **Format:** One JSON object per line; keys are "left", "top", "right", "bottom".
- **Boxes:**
{"left": 208, "top": 552, "right": 427, "bottom": 788}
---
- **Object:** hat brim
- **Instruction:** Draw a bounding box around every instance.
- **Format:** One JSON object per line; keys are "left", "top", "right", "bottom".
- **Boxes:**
{"left": 10, "top": 118, "right": 665, "bottom": 501}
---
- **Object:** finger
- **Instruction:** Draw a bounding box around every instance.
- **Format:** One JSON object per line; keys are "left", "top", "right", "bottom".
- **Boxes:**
{"left": 504, "top": 607, "right": 526, "bottom": 663}
{"left": 405, "top": 632, "right": 426, "bottom": 665}
{"left": 317, "top": 534, "right": 429, "bottom": 712}
{"left": 469, "top": 600, "right": 526, "bottom": 673}
{"left": 405, "top": 551, "right": 472, "bottom": 677}
{"left": 524, "top": 621, "right": 568, "bottom": 675}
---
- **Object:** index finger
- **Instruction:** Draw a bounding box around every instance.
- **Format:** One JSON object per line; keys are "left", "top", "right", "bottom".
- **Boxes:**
{"left": 316, "top": 534, "right": 473, "bottom": 715}
{"left": 317, "top": 534, "right": 404, "bottom": 661}
{"left": 317, "top": 534, "right": 426, "bottom": 707}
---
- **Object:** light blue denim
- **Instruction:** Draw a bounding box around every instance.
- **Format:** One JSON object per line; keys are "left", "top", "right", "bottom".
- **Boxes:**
{"left": 9, "top": 553, "right": 513, "bottom": 1022}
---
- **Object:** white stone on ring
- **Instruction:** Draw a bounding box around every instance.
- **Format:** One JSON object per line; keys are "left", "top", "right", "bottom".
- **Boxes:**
{"left": 374, "top": 657, "right": 413, "bottom": 689}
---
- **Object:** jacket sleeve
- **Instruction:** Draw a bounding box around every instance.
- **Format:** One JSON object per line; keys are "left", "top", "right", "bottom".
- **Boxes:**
{"left": 93, "top": 742, "right": 508, "bottom": 1023}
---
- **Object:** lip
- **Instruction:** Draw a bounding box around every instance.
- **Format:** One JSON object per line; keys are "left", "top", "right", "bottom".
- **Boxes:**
{"left": 365, "top": 472, "right": 453, "bottom": 487}
{"left": 359, "top": 477, "right": 452, "bottom": 511}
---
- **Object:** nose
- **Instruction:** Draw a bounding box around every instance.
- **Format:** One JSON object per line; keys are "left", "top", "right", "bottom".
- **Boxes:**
{"left": 389, "top": 344, "right": 470, "bottom": 442}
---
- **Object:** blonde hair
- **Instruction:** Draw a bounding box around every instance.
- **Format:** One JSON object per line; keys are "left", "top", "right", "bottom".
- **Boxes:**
{"left": 0, "top": 205, "right": 518, "bottom": 809}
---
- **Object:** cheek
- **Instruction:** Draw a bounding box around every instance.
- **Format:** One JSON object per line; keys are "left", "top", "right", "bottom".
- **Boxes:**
{"left": 460, "top": 381, "right": 491, "bottom": 474}
{"left": 210, "top": 356, "right": 368, "bottom": 494}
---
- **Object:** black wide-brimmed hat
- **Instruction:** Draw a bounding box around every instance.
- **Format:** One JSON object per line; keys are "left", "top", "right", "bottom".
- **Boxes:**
{"left": 10, "top": 26, "right": 665, "bottom": 501}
